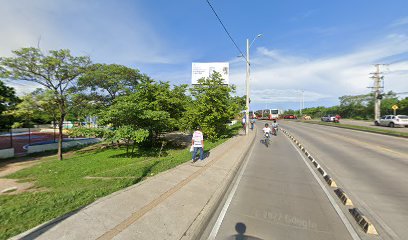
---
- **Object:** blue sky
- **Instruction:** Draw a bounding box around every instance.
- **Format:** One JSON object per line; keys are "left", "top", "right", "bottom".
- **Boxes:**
{"left": 1, "top": 0, "right": 408, "bottom": 111}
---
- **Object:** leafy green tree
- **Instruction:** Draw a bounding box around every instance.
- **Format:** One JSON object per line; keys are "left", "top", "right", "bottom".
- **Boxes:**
{"left": 76, "top": 63, "right": 144, "bottom": 107}
{"left": 99, "top": 78, "right": 190, "bottom": 146}
{"left": 9, "top": 89, "right": 58, "bottom": 127}
{"left": 0, "top": 80, "right": 20, "bottom": 128}
{"left": 398, "top": 97, "right": 408, "bottom": 115}
{"left": 109, "top": 126, "right": 149, "bottom": 157}
{"left": 338, "top": 94, "right": 373, "bottom": 119}
{"left": 0, "top": 48, "right": 91, "bottom": 160}
{"left": 380, "top": 91, "right": 398, "bottom": 115}
{"left": 182, "top": 72, "right": 243, "bottom": 140}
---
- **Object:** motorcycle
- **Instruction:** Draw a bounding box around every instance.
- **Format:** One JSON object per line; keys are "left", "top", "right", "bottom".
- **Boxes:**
{"left": 272, "top": 127, "right": 278, "bottom": 136}
{"left": 264, "top": 132, "right": 270, "bottom": 147}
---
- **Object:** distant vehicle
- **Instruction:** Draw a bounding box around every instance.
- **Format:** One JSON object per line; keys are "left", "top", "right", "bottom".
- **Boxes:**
{"left": 321, "top": 115, "right": 339, "bottom": 123}
{"left": 374, "top": 115, "right": 408, "bottom": 128}
{"left": 255, "top": 110, "right": 263, "bottom": 119}
{"left": 248, "top": 111, "right": 256, "bottom": 119}
{"left": 259, "top": 109, "right": 281, "bottom": 120}
{"left": 283, "top": 115, "right": 297, "bottom": 119}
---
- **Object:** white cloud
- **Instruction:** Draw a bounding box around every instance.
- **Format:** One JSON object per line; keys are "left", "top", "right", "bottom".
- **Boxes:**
{"left": 0, "top": 0, "right": 193, "bottom": 95}
{"left": 390, "top": 16, "right": 408, "bottom": 28}
{"left": 0, "top": 0, "right": 186, "bottom": 64}
{"left": 229, "top": 34, "right": 408, "bottom": 105}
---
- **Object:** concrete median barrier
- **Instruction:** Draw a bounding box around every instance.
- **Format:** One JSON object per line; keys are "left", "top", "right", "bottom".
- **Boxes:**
{"left": 317, "top": 167, "right": 326, "bottom": 177}
{"left": 323, "top": 175, "right": 337, "bottom": 187}
{"left": 349, "top": 208, "right": 378, "bottom": 235}
{"left": 335, "top": 188, "right": 353, "bottom": 206}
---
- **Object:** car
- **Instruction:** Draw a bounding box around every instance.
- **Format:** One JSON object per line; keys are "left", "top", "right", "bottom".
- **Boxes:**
{"left": 374, "top": 115, "right": 408, "bottom": 128}
{"left": 321, "top": 115, "right": 339, "bottom": 123}
{"left": 283, "top": 115, "right": 297, "bottom": 119}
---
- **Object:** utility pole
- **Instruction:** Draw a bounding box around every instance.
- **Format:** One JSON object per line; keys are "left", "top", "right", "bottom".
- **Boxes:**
{"left": 369, "top": 64, "right": 385, "bottom": 120}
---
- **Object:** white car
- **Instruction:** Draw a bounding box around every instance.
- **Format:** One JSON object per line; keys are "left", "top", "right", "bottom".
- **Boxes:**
{"left": 374, "top": 115, "right": 408, "bottom": 128}
{"left": 321, "top": 115, "right": 339, "bottom": 122}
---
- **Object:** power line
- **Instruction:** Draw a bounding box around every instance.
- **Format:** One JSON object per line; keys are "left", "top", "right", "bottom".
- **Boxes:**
{"left": 205, "top": 0, "right": 247, "bottom": 63}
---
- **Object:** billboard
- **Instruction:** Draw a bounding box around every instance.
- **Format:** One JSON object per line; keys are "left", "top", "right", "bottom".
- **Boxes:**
{"left": 191, "top": 62, "right": 229, "bottom": 85}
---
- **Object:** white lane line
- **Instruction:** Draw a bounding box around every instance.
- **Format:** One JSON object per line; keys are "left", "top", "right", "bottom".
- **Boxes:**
{"left": 287, "top": 139, "right": 361, "bottom": 240}
{"left": 207, "top": 137, "right": 256, "bottom": 240}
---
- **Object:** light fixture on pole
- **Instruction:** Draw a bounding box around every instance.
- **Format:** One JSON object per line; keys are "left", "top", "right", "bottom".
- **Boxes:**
{"left": 245, "top": 34, "right": 262, "bottom": 135}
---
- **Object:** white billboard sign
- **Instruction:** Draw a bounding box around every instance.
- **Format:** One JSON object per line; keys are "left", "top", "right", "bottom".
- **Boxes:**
{"left": 191, "top": 62, "right": 229, "bottom": 85}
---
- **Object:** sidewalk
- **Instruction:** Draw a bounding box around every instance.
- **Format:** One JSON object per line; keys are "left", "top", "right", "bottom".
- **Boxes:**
{"left": 11, "top": 130, "right": 256, "bottom": 240}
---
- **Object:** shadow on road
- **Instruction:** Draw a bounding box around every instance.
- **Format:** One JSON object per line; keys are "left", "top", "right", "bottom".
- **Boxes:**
{"left": 229, "top": 222, "right": 263, "bottom": 240}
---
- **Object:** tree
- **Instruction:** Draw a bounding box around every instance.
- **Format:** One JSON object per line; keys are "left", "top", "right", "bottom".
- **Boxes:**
{"left": 380, "top": 91, "right": 398, "bottom": 115}
{"left": 398, "top": 97, "right": 408, "bottom": 115}
{"left": 9, "top": 89, "right": 58, "bottom": 127}
{"left": 182, "top": 72, "right": 243, "bottom": 140}
{"left": 0, "top": 80, "right": 20, "bottom": 128}
{"left": 76, "top": 63, "right": 144, "bottom": 107}
{"left": 99, "top": 78, "right": 190, "bottom": 146}
{"left": 0, "top": 48, "right": 91, "bottom": 160}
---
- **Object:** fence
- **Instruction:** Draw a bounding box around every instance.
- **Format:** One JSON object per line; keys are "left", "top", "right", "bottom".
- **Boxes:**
{"left": 0, "top": 123, "right": 75, "bottom": 157}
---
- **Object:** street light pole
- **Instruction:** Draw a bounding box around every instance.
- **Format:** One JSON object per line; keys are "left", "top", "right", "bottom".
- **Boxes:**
{"left": 245, "top": 39, "right": 250, "bottom": 135}
{"left": 245, "top": 34, "right": 262, "bottom": 135}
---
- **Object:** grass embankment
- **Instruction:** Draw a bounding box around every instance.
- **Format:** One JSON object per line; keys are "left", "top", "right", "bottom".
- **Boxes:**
{"left": 301, "top": 120, "right": 408, "bottom": 138}
{"left": 0, "top": 124, "right": 241, "bottom": 240}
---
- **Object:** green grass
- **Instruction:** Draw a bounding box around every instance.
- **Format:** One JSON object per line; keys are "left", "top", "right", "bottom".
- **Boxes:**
{"left": 300, "top": 120, "right": 408, "bottom": 138}
{"left": 0, "top": 124, "right": 240, "bottom": 240}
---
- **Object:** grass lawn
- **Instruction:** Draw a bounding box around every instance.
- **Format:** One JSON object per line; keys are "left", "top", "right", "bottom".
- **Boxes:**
{"left": 0, "top": 125, "right": 240, "bottom": 240}
{"left": 301, "top": 120, "right": 408, "bottom": 138}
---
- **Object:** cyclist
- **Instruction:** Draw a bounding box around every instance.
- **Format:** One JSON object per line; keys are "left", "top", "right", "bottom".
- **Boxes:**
{"left": 271, "top": 120, "right": 279, "bottom": 135}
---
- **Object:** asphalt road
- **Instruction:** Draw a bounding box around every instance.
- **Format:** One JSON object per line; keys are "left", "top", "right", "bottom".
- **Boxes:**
{"left": 338, "top": 119, "right": 408, "bottom": 133}
{"left": 201, "top": 122, "right": 359, "bottom": 240}
{"left": 279, "top": 121, "right": 408, "bottom": 240}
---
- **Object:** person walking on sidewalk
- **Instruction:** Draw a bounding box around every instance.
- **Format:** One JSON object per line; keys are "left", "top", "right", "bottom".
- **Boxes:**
{"left": 191, "top": 126, "right": 204, "bottom": 162}
{"left": 242, "top": 116, "right": 246, "bottom": 132}
{"left": 250, "top": 117, "right": 256, "bottom": 130}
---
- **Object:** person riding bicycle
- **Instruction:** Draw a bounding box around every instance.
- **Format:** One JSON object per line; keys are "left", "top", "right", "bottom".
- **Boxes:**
{"left": 271, "top": 120, "right": 279, "bottom": 135}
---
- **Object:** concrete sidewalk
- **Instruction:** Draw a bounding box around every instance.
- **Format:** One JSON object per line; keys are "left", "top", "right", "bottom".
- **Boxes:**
{"left": 12, "top": 130, "right": 256, "bottom": 240}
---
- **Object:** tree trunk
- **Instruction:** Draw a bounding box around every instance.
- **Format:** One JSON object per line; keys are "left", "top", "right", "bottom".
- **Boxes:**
{"left": 58, "top": 113, "right": 65, "bottom": 160}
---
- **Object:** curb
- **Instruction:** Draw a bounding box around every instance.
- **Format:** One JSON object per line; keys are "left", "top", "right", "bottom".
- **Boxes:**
{"left": 280, "top": 128, "right": 379, "bottom": 236}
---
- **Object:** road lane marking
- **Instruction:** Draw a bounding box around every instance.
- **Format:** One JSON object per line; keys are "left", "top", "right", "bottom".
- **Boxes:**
{"left": 291, "top": 122, "right": 408, "bottom": 158}
{"left": 283, "top": 124, "right": 403, "bottom": 239}
{"left": 287, "top": 138, "right": 361, "bottom": 240}
{"left": 207, "top": 136, "right": 256, "bottom": 240}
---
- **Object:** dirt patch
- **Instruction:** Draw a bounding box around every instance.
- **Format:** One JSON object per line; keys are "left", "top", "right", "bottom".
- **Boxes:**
{"left": 0, "top": 178, "right": 35, "bottom": 195}
{"left": 0, "top": 158, "right": 44, "bottom": 178}
{"left": 163, "top": 132, "right": 191, "bottom": 148}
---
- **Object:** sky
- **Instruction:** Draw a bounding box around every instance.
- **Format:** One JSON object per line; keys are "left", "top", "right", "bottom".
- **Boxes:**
{"left": 1, "top": 0, "right": 408, "bottom": 111}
